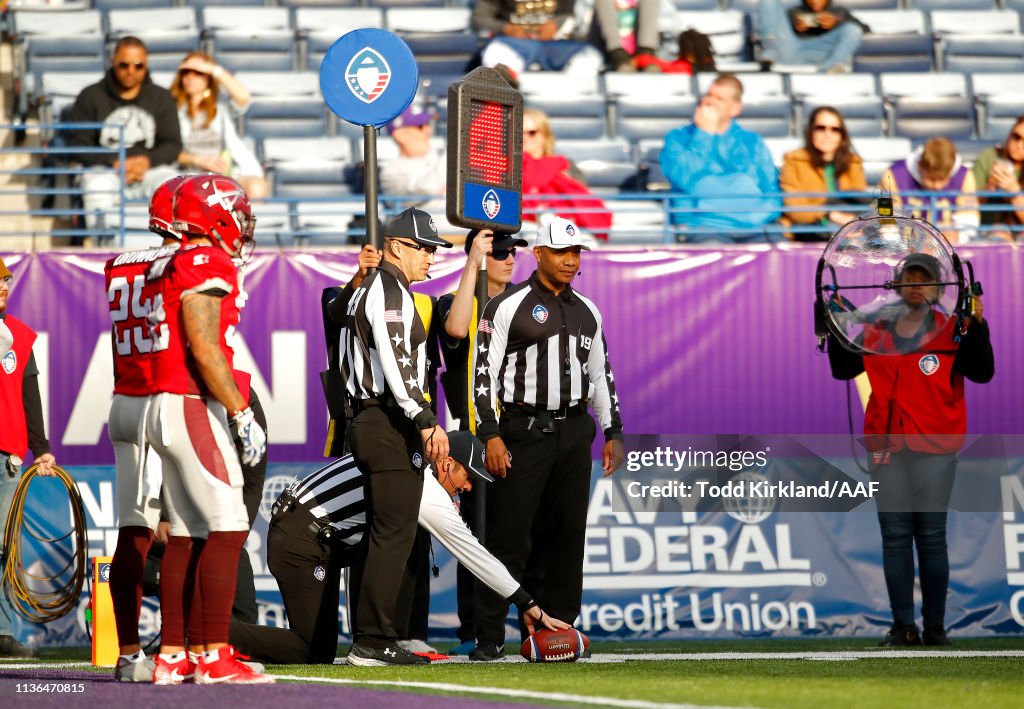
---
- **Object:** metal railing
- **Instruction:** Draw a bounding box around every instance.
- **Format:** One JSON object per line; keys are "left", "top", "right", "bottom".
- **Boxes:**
{"left": 0, "top": 122, "right": 127, "bottom": 243}
{"left": 3, "top": 124, "right": 1023, "bottom": 246}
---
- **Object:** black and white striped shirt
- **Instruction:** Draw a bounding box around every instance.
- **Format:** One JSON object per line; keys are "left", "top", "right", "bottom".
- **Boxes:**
{"left": 473, "top": 271, "right": 623, "bottom": 441}
{"left": 291, "top": 456, "right": 366, "bottom": 545}
{"left": 339, "top": 260, "right": 437, "bottom": 430}
{"left": 285, "top": 455, "right": 530, "bottom": 604}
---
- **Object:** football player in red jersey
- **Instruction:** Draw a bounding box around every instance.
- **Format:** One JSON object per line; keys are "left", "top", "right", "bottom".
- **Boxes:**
{"left": 104, "top": 175, "right": 186, "bottom": 682}
{"left": 145, "top": 174, "right": 272, "bottom": 685}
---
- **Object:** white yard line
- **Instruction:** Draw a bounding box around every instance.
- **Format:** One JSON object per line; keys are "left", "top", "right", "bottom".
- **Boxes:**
{"left": 273, "top": 673, "right": 741, "bottom": 709}
{"left": 376, "top": 649, "right": 1024, "bottom": 664}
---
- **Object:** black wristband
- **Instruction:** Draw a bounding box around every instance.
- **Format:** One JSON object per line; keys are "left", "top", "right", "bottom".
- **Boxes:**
{"left": 509, "top": 586, "right": 533, "bottom": 609}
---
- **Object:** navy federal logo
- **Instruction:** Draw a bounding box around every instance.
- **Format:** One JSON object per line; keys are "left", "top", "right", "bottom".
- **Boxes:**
{"left": 346, "top": 47, "right": 391, "bottom": 104}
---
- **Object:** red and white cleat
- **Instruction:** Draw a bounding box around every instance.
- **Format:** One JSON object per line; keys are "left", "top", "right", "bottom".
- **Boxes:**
{"left": 195, "top": 646, "right": 275, "bottom": 684}
{"left": 153, "top": 653, "right": 195, "bottom": 685}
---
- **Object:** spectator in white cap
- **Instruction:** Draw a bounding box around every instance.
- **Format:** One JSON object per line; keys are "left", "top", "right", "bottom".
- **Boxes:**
{"left": 468, "top": 215, "right": 624, "bottom": 662}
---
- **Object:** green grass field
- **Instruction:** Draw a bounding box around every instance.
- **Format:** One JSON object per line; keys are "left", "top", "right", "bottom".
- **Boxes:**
{"left": 32, "top": 638, "right": 1024, "bottom": 708}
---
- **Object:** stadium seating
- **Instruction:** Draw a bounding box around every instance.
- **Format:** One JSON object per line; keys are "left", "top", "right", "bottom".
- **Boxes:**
{"left": 932, "top": 10, "right": 1024, "bottom": 73}
{"left": 880, "top": 72, "right": 975, "bottom": 139}
{"left": 605, "top": 73, "right": 698, "bottom": 143}
{"left": 559, "top": 138, "right": 641, "bottom": 193}
{"left": 237, "top": 71, "right": 327, "bottom": 140}
{"left": 262, "top": 136, "right": 355, "bottom": 198}
{"left": 11, "top": 10, "right": 105, "bottom": 81}
{"left": 971, "top": 72, "right": 1024, "bottom": 139}
{"left": 852, "top": 10, "right": 933, "bottom": 73}
{"left": 294, "top": 8, "right": 385, "bottom": 71}
{"left": 386, "top": 8, "right": 479, "bottom": 79}
{"left": 519, "top": 72, "right": 607, "bottom": 140}
{"left": 7, "top": 0, "right": 1024, "bottom": 245}
{"left": 202, "top": 6, "right": 296, "bottom": 72}
{"left": 94, "top": 0, "right": 173, "bottom": 8}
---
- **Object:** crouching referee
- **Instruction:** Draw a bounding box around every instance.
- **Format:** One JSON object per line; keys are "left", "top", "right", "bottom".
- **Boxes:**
{"left": 228, "top": 431, "right": 568, "bottom": 664}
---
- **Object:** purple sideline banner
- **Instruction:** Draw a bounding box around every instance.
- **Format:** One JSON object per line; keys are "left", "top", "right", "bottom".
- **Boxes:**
{"left": 2, "top": 245, "right": 1023, "bottom": 645}
{"left": 1, "top": 244, "right": 1020, "bottom": 466}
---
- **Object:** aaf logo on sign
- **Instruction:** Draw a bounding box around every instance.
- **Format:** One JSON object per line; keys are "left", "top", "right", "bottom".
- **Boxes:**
{"left": 346, "top": 48, "right": 391, "bottom": 104}
{"left": 482, "top": 189, "right": 501, "bottom": 219}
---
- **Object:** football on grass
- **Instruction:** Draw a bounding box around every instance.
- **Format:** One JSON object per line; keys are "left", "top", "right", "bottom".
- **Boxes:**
{"left": 520, "top": 628, "right": 590, "bottom": 663}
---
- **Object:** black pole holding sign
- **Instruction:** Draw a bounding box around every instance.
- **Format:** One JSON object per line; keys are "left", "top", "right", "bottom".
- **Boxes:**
{"left": 363, "top": 124, "right": 382, "bottom": 253}
{"left": 445, "top": 66, "right": 524, "bottom": 547}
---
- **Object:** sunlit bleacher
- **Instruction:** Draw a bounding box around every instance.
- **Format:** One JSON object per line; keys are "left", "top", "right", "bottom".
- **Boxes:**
{"left": 4, "top": 0, "right": 1023, "bottom": 244}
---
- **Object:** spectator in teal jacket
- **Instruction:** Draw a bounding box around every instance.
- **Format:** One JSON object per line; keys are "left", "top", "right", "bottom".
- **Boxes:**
{"left": 659, "top": 74, "right": 782, "bottom": 242}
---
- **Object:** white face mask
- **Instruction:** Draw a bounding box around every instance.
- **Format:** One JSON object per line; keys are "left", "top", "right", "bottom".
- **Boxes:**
{"left": 0, "top": 319, "right": 13, "bottom": 356}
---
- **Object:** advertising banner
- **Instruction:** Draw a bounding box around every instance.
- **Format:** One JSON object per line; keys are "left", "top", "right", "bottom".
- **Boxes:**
{"left": 2, "top": 245, "right": 1021, "bottom": 644}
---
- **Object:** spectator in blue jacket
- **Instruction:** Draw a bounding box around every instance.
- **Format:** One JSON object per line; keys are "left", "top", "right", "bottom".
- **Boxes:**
{"left": 659, "top": 74, "right": 782, "bottom": 242}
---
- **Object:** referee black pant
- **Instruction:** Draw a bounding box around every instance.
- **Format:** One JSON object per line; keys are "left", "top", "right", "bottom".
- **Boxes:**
{"left": 348, "top": 403, "right": 425, "bottom": 648}
{"left": 229, "top": 502, "right": 359, "bottom": 664}
{"left": 475, "top": 409, "right": 596, "bottom": 645}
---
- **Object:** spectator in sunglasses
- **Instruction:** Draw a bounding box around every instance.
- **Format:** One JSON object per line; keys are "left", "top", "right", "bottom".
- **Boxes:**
{"left": 171, "top": 51, "right": 267, "bottom": 199}
{"left": 66, "top": 36, "right": 181, "bottom": 241}
{"left": 521, "top": 108, "right": 612, "bottom": 240}
{"left": 971, "top": 115, "right": 1024, "bottom": 242}
{"left": 780, "top": 106, "right": 867, "bottom": 240}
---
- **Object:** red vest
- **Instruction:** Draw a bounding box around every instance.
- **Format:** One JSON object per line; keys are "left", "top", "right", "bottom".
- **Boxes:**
{"left": 0, "top": 315, "right": 38, "bottom": 458}
{"left": 862, "top": 313, "right": 966, "bottom": 455}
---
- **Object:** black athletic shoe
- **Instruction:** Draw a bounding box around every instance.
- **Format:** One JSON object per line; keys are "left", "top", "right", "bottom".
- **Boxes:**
{"left": 879, "top": 625, "right": 923, "bottom": 647}
{"left": 469, "top": 642, "right": 506, "bottom": 662}
{"left": 0, "top": 635, "right": 34, "bottom": 658}
{"left": 923, "top": 625, "right": 951, "bottom": 646}
{"left": 347, "top": 642, "right": 430, "bottom": 667}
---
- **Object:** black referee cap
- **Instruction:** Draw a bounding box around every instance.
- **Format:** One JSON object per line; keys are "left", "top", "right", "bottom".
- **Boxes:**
{"left": 464, "top": 229, "right": 528, "bottom": 255}
{"left": 384, "top": 207, "right": 453, "bottom": 248}
{"left": 447, "top": 431, "right": 494, "bottom": 482}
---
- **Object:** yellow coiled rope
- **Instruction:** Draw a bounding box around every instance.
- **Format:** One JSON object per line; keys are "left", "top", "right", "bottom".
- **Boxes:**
{"left": 1, "top": 463, "right": 87, "bottom": 623}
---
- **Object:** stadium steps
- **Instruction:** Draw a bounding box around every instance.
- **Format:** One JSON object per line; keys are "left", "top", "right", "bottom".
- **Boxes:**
{"left": 0, "top": 39, "right": 59, "bottom": 249}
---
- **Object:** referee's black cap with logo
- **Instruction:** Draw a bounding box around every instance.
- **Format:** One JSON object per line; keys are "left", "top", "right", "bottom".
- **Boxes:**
{"left": 464, "top": 228, "right": 528, "bottom": 255}
{"left": 447, "top": 431, "right": 495, "bottom": 482}
{"left": 384, "top": 207, "right": 453, "bottom": 249}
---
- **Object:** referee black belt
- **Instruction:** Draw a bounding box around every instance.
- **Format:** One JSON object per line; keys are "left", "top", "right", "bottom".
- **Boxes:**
{"left": 506, "top": 401, "right": 589, "bottom": 420}
{"left": 350, "top": 393, "right": 400, "bottom": 414}
{"left": 273, "top": 498, "right": 344, "bottom": 546}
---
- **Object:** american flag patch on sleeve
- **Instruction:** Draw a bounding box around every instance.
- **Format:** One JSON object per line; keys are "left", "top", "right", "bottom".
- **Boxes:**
{"left": 383, "top": 309, "right": 403, "bottom": 322}
{"left": 478, "top": 318, "right": 494, "bottom": 334}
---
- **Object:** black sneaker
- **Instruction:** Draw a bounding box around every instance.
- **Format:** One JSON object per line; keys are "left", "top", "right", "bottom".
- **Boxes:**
{"left": 469, "top": 642, "right": 506, "bottom": 662}
{"left": 0, "top": 635, "right": 34, "bottom": 658}
{"left": 923, "top": 625, "right": 951, "bottom": 646}
{"left": 347, "top": 642, "right": 430, "bottom": 667}
{"left": 879, "top": 625, "right": 923, "bottom": 647}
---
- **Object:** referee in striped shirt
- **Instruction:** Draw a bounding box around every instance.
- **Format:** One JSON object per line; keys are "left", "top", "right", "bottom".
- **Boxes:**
{"left": 340, "top": 207, "right": 452, "bottom": 666}
{"left": 227, "top": 433, "right": 569, "bottom": 664}
{"left": 470, "top": 217, "right": 625, "bottom": 661}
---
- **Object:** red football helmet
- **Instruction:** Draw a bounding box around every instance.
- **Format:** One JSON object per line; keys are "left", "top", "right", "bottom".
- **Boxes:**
{"left": 149, "top": 174, "right": 190, "bottom": 241}
{"left": 171, "top": 175, "right": 256, "bottom": 260}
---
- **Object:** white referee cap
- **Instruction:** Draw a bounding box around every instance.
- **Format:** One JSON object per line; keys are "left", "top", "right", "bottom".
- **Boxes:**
{"left": 534, "top": 217, "right": 590, "bottom": 251}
